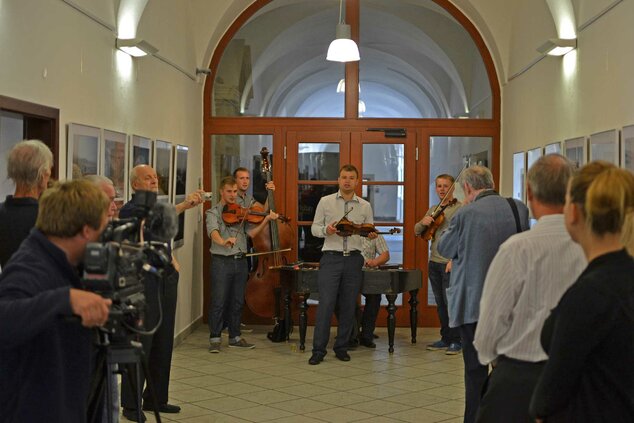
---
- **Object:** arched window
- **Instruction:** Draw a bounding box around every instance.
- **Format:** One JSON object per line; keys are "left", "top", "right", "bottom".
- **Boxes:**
{"left": 211, "top": 0, "right": 494, "bottom": 119}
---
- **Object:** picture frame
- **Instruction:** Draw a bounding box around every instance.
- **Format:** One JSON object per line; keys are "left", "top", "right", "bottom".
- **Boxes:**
{"left": 527, "top": 147, "right": 543, "bottom": 171}
{"left": 589, "top": 129, "right": 619, "bottom": 165}
{"left": 102, "top": 129, "right": 128, "bottom": 200}
{"left": 130, "top": 135, "right": 153, "bottom": 168}
{"left": 564, "top": 136, "right": 587, "bottom": 169}
{"left": 67, "top": 123, "right": 100, "bottom": 179}
{"left": 172, "top": 145, "right": 189, "bottom": 249}
{"left": 512, "top": 151, "right": 525, "bottom": 202}
{"left": 544, "top": 141, "right": 562, "bottom": 155}
{"left": 153, "top": 140, "right": 173, "bottom": 201}
{"left": 621, "top": 125, "right": 634, "bottom": 171}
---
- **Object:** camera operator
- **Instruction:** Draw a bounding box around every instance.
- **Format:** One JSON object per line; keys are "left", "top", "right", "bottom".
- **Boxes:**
{"left": 0, "top": 180, "right": 112, "bottom": 423}
{"left": 120, "top": 164, "right": 203, "bottom": 421}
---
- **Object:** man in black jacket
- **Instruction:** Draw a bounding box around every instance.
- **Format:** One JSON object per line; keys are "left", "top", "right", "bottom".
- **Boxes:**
{"left": 0, "top": 180, "right": 112, "bottom": 423}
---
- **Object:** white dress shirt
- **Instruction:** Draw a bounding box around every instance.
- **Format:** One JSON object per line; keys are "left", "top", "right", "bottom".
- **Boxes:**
{"left": 311, "top": 191, "right": 374, "bottom": 253}
{"left": 474, "top": 214, "right": 587, "bottom": 364}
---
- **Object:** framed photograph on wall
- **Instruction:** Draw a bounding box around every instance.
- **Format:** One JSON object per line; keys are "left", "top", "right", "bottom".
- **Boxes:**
{"left": 544, "top": 141, "right": 562, "bottom": 155}
{"left": 154, "top": 140, "right": 173, "bottom": 201}
{"left": 67, "top": 123, "right": 100, "bottom": 179}
{"left": 131, "top": 135, "right": 152, "bottom": 168}
{"left": 564, "top": 137, "right": 587, "bottom": 169}
{"left": 621, "top": 125, "right": 634, "bottom": 171}
{"left": 589, "top": 129, "right": 619, "bottom": 165}
{"left": 102, "top": 129, "right": 128, "bottom": 200}
{"left": 527, "top": 147, "right": 543, "bottom": 170}
{"left": 512, "top": 151, "right": 525, "bottom": 202}
{"left": 172, "top": 145, "right": 189, "bottom": 248}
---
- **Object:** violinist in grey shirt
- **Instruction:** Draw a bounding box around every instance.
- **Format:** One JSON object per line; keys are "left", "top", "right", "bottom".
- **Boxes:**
{"left": 437, "top": 165, "right": 529, "bottom": 423}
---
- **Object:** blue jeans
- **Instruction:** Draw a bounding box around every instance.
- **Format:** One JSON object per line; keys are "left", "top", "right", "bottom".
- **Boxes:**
{"left": 429, "top": 260, "right": 460, "bottom": 344}
{"left": 312, "top": 252, "right": 364, "bottom": 356}
{"left": 208, "top": 256, "right": 248, "bottom": 339}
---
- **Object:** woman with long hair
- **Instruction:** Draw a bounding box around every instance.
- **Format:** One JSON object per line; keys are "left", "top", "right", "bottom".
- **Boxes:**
{"left": 530, "top": 161, "right": 634, "bottom": 422}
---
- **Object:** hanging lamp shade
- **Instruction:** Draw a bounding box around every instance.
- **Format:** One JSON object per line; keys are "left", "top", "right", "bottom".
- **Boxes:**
{"left": 327, "top": 23, "right": 360, "bottom": 62}
{"left": 326, "top": 0, "right": 360, "bottom": 62}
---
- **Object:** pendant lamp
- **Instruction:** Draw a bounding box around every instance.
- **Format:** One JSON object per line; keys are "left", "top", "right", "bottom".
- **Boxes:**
{"left": 326, "top": 0, "right": 360, "bottom": 62}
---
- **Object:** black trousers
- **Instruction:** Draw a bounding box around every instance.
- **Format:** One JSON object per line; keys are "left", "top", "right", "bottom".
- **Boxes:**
{"left": 121, "top": 267, "right": 179, "bottom": 409}
{"left": 312, "top": 252, "right": 364, "bottom": 356}
{"left": 360, "top": 294, "right": 381, "bottom": 341}
{"left": 459, "top": 323, "right": 489, "bottom": 423}
{"left": 476, "top": 357, "right": 545, "bottom": 423}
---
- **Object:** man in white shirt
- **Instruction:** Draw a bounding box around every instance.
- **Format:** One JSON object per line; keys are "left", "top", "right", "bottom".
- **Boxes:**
{"left": 309, "top": 164, "right": 377, "bottom": 365}
{"left": 473, "top": 154, "right": 587, "bottom": 423}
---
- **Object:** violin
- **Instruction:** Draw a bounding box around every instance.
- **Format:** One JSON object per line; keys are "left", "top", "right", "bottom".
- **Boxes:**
{"left": 335, "top": 216, "right": 402, "bottom": 237}
{"left": 221, "top": 203, "right": 290, "bottom": 225}
{"left": 419, "top": 198, "right": 458, "bottom": 241}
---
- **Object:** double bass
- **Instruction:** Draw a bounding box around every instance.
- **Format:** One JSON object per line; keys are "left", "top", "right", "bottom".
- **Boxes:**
{"left": 244, "top": 147, "right": 295, "bottom": 319}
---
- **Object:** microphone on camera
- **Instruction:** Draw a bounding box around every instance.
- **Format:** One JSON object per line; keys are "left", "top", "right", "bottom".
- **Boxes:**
{"left": 146, "top": 201, "right": 179, "bottom": 242}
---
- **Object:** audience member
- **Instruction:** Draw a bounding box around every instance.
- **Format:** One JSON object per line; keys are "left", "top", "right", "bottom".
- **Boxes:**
{"left": 0, "top": 180, "right": 111, "bottom": 422}
{"left": 120, "top": 164, "right": 203, "bottom": 422}
{"left": 437, "top": 165, "right": 529, "bottom": 423}
{"left": 473, "top": 154, "right": 586, "bottom": 422}
{"left": 0, "top": 139, "right": 53, "bottom": 268}
{"left": 530, "top": 162, "right": 634, "bottom": 422}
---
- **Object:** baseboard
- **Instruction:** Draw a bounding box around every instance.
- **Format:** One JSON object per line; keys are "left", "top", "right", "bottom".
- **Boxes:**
{"left": 174, "top": 316, "right": 203, "bottom": 347}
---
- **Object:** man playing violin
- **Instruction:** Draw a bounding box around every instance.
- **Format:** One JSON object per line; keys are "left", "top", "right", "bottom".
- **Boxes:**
{"left": 309, "top": 164, "right": 377, "bottom": 365}
{"left": 415, "top": 174, "right": 462, "bottom": 355}
{"left": 206, "top": 176, "right": 278, "bottom": 353}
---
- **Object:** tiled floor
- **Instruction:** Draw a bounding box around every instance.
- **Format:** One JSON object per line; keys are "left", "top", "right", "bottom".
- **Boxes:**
{"left": 126, "top": 326, "right": 465, "bottom": 423}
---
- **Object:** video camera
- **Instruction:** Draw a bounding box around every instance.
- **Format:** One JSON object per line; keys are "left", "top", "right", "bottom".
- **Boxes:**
{"left": 81, "top": 191, "right": 178, "bottom": 345}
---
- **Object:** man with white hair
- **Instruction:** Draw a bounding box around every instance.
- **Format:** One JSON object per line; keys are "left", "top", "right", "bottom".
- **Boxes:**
{"left": 120, "top": 164, "right": 203, "bottom": 422}
{"left": 0, "top": 139, "right": 53, "bottom": 268}
{"left": 437, "top": 165, "right": 529, "bottom": 423}
{"left": 83, "top": 175, "right": 118, "bottom": 219}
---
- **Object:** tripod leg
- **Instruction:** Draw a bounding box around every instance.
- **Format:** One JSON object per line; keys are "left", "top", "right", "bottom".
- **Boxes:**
{"left": 140, "top": 354, "right": 162, "bottom": 423}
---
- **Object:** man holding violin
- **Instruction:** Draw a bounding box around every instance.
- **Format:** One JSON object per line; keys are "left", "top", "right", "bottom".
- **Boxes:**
{"left": 206, "top": 176, "right": 278, "bottom": 353}
{"left": 234, "top": 166, "right": 275, "bottom": 209}
{"left": 309, "top": 164, "right": 377, "bottom": 365}
{"left": 415, "top": 174, "right": 462, "bottom": 355}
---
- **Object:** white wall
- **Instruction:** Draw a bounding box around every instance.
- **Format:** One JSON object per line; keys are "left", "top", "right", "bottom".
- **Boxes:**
{"left": 499, "top": 0, "right": 634, "bottom": 195}
{"left": 0, "top": 0, "right": 206, "bottom": 338}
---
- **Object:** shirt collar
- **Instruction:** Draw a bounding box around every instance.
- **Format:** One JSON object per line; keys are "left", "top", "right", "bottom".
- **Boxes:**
{"left": 336, "top": 191, "right": 360, "bottom": 202}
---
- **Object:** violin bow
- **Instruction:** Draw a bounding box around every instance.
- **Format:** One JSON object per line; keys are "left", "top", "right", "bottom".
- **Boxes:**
{"left": 432, "top": 164, "right": 467, "bottom": 215}
{"left": 335, "top": 206, "right": 354, "bottom": 226}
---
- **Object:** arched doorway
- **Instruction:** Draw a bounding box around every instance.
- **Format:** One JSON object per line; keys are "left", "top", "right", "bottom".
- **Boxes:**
{"left": 203, "top": 0, "right": 500, "bottom": 328}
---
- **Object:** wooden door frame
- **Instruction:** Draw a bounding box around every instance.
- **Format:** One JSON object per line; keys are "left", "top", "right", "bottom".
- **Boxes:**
{"left": 0, "top": 95, "right": 60, "bottom": 179}
{"left": 201, "top": 0, "right": 502, "bottom": 327}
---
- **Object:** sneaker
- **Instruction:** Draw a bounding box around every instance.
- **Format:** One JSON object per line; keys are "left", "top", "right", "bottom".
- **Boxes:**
{"left": 446, "top": 342, "right": 462, "bottom": 355}
{"left": 240, "top": 323, "right": 253, "bottom": 333}
{"left": 229, "top": 338, "right": 255, "bottom": 349}
{"left": 209, "top": 340, "right": 221, "bottom": 353}
{"left": 426, "top": 340, "right": 449, "bottom": 351}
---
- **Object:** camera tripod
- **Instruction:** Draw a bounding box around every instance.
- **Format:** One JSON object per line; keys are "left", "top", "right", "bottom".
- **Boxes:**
{"left": 87, "top": 332, "right": 162, "bottom": 423}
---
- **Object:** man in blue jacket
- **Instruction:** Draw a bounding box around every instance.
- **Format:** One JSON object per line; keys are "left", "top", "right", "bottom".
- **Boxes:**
{"left": 0, "top": 179, "right": 112, "bottom": 423}
{"left": 437, "top": 166, "right": 529, "bottom": 423}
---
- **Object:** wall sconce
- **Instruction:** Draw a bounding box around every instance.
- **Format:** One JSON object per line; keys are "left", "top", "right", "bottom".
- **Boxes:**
{"left": 326, "top": 0, "right": 360, "bottom": 62}
{"left": 537, "top": 38, "right": 577, "bottom": 56}
{"left": 116, "top": 38, "right": 158, "bottom": 57}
